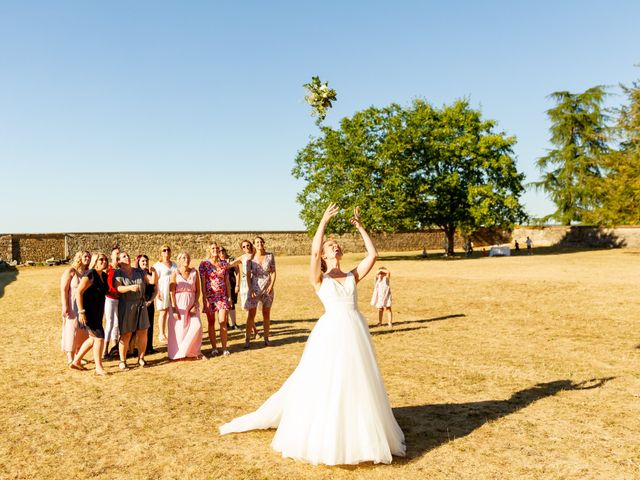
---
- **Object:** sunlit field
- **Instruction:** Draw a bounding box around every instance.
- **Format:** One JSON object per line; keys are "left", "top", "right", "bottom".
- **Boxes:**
{"left": 1, "top": 249, "right": 639, "bottom": 479}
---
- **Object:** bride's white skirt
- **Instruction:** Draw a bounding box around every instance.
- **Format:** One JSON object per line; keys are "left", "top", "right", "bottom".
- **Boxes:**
{"left": 219, "top": 306, "right": 406, "bottom": 465}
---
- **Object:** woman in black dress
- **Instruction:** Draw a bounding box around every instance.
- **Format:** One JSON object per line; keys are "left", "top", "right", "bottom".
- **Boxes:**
{"left": 69, "top": 252, "right": 109, "bottom": 375}
{"left": 137, "top": 254, "right": 158, "bottom": 354}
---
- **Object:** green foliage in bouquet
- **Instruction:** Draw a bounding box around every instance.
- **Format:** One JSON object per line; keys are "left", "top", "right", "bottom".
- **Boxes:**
{"left": 304, "top": 76, "right": 337, "bottom": 125}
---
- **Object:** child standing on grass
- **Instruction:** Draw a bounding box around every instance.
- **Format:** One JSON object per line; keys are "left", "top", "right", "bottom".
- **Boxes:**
{"left": 371, "top": 267, "right": 393, "bottom": 327}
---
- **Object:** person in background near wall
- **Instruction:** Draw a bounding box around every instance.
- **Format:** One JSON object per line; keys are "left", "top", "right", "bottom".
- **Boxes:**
{"left": 245, "top": 236, "right": 276, "bottom": 347}
{"left": 526, "top": 236, "right": 533, "bottom": 255}
{"left": 199, "top": 242, "right": 232, "bottom": 357}
{"left": 154, "top": 245, "right": 177, "bottom": 343}
{"left": 70, "top": 252, "right": 110, "bottom": 375}
{"left": 220, "top": 247, "right": 240, "bottom": 330}
{"left": 137, "top": 254, "right": 158, "bottom": 355}
{"left": 514, "top": 240, "right": 520, "bottom": 252}
{"left": 60, "top": 250, "right": 91, "bottom": 365}
{"left": 371, "top": 267, "right": 393, "bottom": 327}
{"left": 103, "top": 245, "right": 120, "bottom": 359}
{"left": 168, "top": 252, "right": 205, "bottom": 360}
{"left": 113, "top": 251, "right": 150, "bottom": 370}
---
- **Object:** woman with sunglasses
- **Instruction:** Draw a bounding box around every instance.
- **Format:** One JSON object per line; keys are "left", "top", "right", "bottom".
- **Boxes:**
{"left": 153, "top": 245, "right": 177, "bottom": 344}
{"left": 69, "top": 252, "right": 110, "bottom": 375}
{"left": 199, "top": 242, "right": 232, "bottom": 356}
{"left": 113, "top": 251, "right": 151, "bottom": 369}
{"left": 238, "top": 240, "right": 259, "bottom": 346}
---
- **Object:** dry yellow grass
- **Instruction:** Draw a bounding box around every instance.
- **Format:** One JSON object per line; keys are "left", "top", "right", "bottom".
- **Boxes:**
{"left": 1, "top": 249, "right": 639, "bottom": 479}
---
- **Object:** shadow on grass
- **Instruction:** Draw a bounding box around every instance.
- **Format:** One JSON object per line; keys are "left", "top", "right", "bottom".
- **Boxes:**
{"left": 0, "top": 267, "right": 19, "bottom": 298}
{"left": 394, "top": 377, "right": 615, "bottom": 461}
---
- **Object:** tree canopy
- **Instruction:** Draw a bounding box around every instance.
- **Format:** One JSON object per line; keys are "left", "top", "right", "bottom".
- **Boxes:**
{"left": 533, "top": 87, "right": 609, "bottom": 225}
{"left": 584, "top": 79, "right": 640, "bottom": 225}
{"left": 292, "top": 99, "right": 527, "bottom": 254}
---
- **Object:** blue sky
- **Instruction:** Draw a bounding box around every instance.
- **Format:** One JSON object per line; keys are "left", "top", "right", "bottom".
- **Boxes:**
{"left": 1, "top": 1, "right": 639, "bottom": 232}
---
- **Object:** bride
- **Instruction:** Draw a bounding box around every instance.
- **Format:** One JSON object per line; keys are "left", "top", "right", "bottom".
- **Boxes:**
{"left": 219, "top": 203, "right": 406, "bottom": 465}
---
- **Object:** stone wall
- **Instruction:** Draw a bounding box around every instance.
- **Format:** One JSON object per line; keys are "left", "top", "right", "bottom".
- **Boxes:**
{"left": 2, "top": 226, "right": 640, "bottom": 263}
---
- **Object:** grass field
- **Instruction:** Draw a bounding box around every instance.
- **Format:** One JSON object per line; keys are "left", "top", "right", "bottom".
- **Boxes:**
{"left": 1, "top": 249, "right": 639, "bottom": 479}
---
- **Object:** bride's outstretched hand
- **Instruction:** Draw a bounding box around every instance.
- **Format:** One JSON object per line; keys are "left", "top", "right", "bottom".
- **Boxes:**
{"left": 349, "top": 206, "right": 363, "bottom": 228}
{"left": 321, "top": 202, "right": 340, "bottom": 223}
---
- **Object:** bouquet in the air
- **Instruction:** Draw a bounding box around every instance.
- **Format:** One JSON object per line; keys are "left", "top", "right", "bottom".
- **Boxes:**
{"left": 304, "top": 76, "right": 337, "bottom": 125}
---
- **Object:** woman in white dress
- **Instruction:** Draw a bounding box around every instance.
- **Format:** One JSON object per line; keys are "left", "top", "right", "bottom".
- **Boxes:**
{"left": 219, "top": 203, "right": 406, "bottom": 465}
{"left": 153, "top": 245, "right": 177, "bottom": 343}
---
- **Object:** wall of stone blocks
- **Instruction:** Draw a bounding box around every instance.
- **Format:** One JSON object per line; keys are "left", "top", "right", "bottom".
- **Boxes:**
{"left": 3, "top": 226, "right": 640, "bottom": 263}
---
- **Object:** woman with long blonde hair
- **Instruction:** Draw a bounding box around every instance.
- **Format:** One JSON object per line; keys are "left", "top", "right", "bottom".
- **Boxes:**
{"left": 60, "top": 250, "right": 91, "bottom": 364}
{"left": 69, "top": 252, "right": 110, "bottom": 375}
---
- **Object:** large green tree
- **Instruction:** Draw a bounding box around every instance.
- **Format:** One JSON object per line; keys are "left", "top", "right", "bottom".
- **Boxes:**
{"left": 533, "top": 87, "right": 610, "bottom": 224}
{"left": 292, "top": 99, "right": 527, "bottom": 254}
{"left": 585, "top": 79, "right": 640, "bottom": 224}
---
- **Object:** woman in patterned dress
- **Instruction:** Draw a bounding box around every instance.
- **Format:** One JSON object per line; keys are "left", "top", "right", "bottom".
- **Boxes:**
{"left": 60, "top": 250, "right": 90, "bottom": 364}
{"left": 199, "top": 242, "right": 232, "bottom": 357}
{"left": 244, "top": 236, "right": 276, "bottom": 347}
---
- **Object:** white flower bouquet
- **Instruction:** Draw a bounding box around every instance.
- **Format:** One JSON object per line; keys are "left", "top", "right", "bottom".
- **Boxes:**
{"left": 304, "top": 76, "right": 337, "bottom": 124}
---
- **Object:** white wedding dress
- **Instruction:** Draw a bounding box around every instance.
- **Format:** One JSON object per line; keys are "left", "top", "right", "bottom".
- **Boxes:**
{"left": 219, "top": 272, "right": 406, "bottom": 465}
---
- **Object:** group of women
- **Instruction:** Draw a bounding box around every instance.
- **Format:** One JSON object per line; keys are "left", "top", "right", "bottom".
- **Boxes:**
{"left": 60, "top": 237, "right": 277, "bottom": 374}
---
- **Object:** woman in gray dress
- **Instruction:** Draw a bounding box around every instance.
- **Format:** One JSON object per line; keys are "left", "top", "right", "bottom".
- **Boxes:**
{"left": 113, "top": 251, "right": 151, "bottom": 370}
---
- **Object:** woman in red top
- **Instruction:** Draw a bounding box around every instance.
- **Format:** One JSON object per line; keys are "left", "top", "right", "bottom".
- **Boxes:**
{"left": 103, "top": 246, "right": 120, "bottom": 359}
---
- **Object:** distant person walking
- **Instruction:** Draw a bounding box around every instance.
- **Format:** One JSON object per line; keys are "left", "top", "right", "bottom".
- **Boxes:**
{"left": 371, "top": 267, "right": 393, "bottom": 327}
{"left": 60, "top": 250, "right": 90, "bottom": 365}
{"left": 515, "top": 240, "right": 520, "bottom": 252}
{"left": 154, "top": 245, "right": 177, "bottom": 343}
{"left": 526, "top": 236, "right": 533, "bottom": 255}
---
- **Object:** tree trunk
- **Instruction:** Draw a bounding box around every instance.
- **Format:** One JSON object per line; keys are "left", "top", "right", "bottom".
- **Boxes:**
{"left": 443, "top": 226, "right": 456, "bottom": 256}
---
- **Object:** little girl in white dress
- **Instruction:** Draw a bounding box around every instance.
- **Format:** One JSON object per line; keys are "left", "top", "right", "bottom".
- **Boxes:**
{"left": 371, "top": 267, "right": 393, "bottom": 327}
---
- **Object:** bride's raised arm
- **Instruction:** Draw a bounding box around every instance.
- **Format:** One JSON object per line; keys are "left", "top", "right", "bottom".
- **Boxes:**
{"left": 310, "top": 202, "right": 340, "bottom": 288}
{"left": 350, "top": 207, "right": 377, "bottom": 283}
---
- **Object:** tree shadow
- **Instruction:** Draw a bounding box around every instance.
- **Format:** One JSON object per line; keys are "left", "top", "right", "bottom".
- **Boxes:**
{"left": 394, "top": 377, "right": 615, "bottom": 461}
{"left": 0, "top": 267, "right": 19, "bottom": 299}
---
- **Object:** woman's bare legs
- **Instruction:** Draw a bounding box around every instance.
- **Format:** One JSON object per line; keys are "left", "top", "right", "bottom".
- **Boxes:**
{"left": 219, "top": 310, "right": 229, "bottom": 353}
{"left": 386, "top": 307, "right": 393, "bottom": 327}
{"left": 244, "top": 308, "right": 257, "bottom": 347}
{"left": 206, "top": 311, "right": 218, "bottom": 354}
{"left": 376, "top": 308, "right": 383, "bottom": 326}
{"left": 92, "top": 338, "right": 106, "bottom": 374}
{"left": 118, "top": 332, "right": 133, "bottom": 365}
{"left": 135, "top": 329, "right": 147, "bottom": 361}
{"left": 158, "top": 309, "right": 169, "bottom": 342}
{"left": 262, "top": 306, "right": 271, "bottom": 345}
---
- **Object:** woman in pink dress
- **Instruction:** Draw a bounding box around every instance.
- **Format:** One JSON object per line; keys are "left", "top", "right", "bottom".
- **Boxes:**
{"left": 168, "top": 252, "right": 205, "bottom": 360}
{"left": 60, "top": 250, "right": 91, "bottom": 364}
